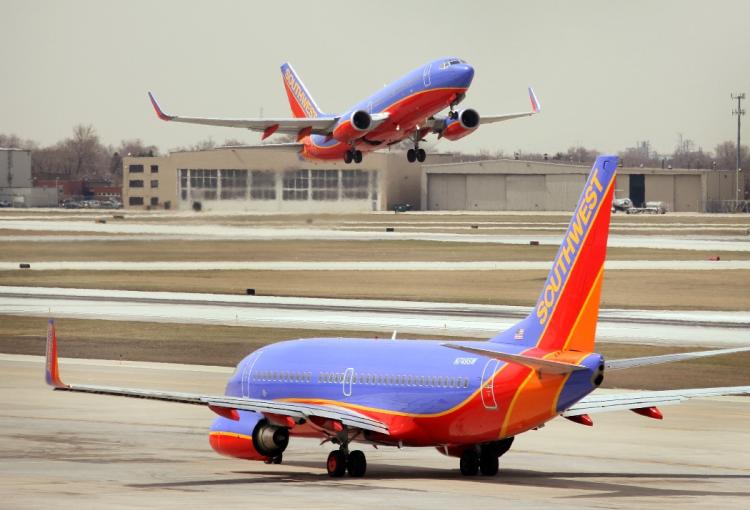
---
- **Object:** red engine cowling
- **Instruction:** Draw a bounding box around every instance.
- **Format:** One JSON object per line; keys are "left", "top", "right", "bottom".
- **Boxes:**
{"left": 332, "top": 110, "right": 372, "bottom": 143}
{"left": 209, "top": 410, "right": 289, "bottom": 461}
{"left": 441, "top": 109, "right": 480, "bottom": 141}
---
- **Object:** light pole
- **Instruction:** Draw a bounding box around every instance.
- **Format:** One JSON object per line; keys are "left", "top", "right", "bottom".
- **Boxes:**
{"left": 731, "top": 93, "right": 745, "bottom": 205}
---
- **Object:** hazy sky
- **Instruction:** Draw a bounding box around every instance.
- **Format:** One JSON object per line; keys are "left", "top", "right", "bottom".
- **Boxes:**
{"left": 2, "top": 0, "right": 749, "bottom": 156}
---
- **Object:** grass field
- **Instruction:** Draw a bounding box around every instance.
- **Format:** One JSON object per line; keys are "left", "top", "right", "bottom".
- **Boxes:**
{"left": 2, "top": 268, "right": 748, "bottom": 310}
{"left": 4, "top": 315, "right": 748, "bottom": 391}
{"left": 3, "top": 237, "right": 750, "bottom": 263}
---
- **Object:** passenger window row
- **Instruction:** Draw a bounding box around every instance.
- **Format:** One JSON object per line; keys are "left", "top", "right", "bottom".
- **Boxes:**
{"left": 319, "top": 371, "right": 470, "bottom": 389}
{"left": 254, "top": 371, "right": 312, "bottom": 383}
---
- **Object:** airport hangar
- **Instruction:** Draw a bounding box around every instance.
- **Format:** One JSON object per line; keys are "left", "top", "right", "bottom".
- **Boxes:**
{"left": 122, "top": 148, "right": 738, "bottom": 212}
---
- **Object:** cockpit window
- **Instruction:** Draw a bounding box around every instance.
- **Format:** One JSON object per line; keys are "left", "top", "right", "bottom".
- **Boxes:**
{"left": 440, "top": 58, "right": 466, "bottom": 69}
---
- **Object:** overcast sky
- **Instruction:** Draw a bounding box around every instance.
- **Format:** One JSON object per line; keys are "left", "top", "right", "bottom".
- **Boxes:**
{"left": 2, "top": 0, "right": 749, "bottom": 156}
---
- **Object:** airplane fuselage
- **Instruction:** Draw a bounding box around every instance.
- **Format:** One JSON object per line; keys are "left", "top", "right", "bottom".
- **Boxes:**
{"left": 301, "top": 58, "right": 474, "bottom": 160}
{"left": 216, "top": 338, "right": 602, "bottom": 448}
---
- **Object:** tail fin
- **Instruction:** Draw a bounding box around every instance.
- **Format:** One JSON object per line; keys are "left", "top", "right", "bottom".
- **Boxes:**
{"left": 280, "top": 62, "right": 325, "bottom": 119}
{"left": 45, "top": 319, "right": 67, "bottom": 388}
{"left": 490, "top": 155, "right": 618, "bottom": 352}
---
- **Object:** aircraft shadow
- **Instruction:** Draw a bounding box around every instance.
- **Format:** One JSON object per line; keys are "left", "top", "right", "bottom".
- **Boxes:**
{"left": 129, "top": 463, "right": 750, "bottom": 499}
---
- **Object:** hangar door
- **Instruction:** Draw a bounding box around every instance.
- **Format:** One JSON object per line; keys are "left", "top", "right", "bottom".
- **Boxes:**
{"left": 506, "top": 175, "right": 546, "bottom": 210}
{"left": 427, "top": 174, "right": 467, "bottom": 210}
{"left": 674, "top": 175, "right": 701, "bottom": 212}
{"left": 466, "top": 175, "right": 507, "bottom": 210}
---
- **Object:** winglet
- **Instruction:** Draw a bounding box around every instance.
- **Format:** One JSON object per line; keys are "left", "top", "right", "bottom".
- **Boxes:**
{"left": 148, "top": 91, "right": 174, "bottom": 121}
{"left": 528, "top": 87, "right": 541, "bottom": 113}
{"left": 45, "top": 319, "right": 68, "bottom": 389}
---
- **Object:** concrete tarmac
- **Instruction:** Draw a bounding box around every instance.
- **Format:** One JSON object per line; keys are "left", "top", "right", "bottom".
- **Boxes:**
{"left": 1, "top": 355, "right": 749, "bottom": 509}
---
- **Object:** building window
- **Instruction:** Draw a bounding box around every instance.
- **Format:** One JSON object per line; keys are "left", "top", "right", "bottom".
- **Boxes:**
{"left": 220, "top": 169, "right": 248, "bottom": 199}
{"left": 129, "top": 180, "right": 144, "bottom": 188}
{"left": 282, "top": 169, "right": 308, "bottom": 200}
{"left": 150, "top": 180, "right": 158, "bottom": 188}
{"left": 150, "top": 197, "right": 158, "bottom": 206}
{"left": 311, "top": 169, "right": 339, "bottom": 200}
{"left": 342, "top": 170, "right": 369, "bottom": 199}
{"left": 150, "top": 165, "right": 159, "bottom": 173}
{"left": 129, "top": 196, "right": 144, "bottom": 206}
{"left": 251, "top": 170, "right": 276, "bottom": 200}
{"left": 189, "top": 169, "right": 217, "bottom": 200}
{"left": 129, "top": 164, "right": 144, "bottom": 173}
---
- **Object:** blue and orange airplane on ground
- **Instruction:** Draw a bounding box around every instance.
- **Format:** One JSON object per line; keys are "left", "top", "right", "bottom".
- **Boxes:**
{"left": 46, "top": 156, "right": 750, "bottom": 477}
{"left": 147, "top": 58, "right": 541, "bottom": 164}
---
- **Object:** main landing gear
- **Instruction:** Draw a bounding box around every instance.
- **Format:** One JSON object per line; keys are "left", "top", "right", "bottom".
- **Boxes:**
{"left": 406, "top": 147, "right": 426, "bottom": 163}
{"left": 326, "top": 448, "right": 367, "bottom": 477}
{"left": 459, "top": 437, "right": 514, "bottom": 477}
{"left": 344, "top": 149, "right": 363, "bottom": 164}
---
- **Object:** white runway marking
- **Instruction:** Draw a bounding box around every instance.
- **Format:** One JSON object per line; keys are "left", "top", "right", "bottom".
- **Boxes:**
{"left": 1, "top": 286, "right": 747, "bottom": 348}
{"left": 2, "top": 260, "right": 750, "bottom": 271}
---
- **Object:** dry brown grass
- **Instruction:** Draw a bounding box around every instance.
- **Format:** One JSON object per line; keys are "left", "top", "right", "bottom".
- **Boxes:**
{"left": 2, "top": 268, "right": 749, "bottom": 310}
{"left": 2, "top": 315, "right": 747, "bottom": 390}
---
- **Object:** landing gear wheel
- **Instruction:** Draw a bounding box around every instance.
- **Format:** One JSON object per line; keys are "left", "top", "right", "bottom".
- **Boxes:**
{"left": 416, "top": 148, "right": 426, "bottom": 163}
{"left": 459, "top": 449, "right": 479, "bottom": 476}
{"left": 353, "top": 150, "right": 363, "bottom": 164}
{"left": 407, "top": 148, "right": 417, "bottom": 163}
{"left": 344, "top": 151, "right": 353, "bottom": 164}
{"left": 347, "top": 450, "right": 367, "bottom": 477}
{"left": 479, "top": 454, "right": 498, "bottom": 476}
{"left": 450, "top": 110, "right": 459, "bottom": 120}
{"left": 327, "top": 450, "right": 347, "bottom": 478}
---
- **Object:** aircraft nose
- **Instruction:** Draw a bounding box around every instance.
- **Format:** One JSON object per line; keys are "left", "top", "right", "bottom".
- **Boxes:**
{"left": 454, "top": 64, "right": 474, "bottom": 87}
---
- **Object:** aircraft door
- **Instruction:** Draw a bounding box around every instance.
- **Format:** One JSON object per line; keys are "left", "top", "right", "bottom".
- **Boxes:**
{"left": 240, "top": 350, "right": 263, "bottom": 398}
{"left": 481, "top": 359, "right": 500, "bottom": 410}
{"left": 342, "top": 368, "right": 354, "bottom": 397}
{"left": 423, "top": 63, "right": 432, "bottom": 87}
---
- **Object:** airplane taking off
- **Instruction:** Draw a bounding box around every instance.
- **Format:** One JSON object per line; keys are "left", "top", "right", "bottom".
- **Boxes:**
{"left": 45, "top": 156, "right": 750, "bottom": 478}
{"left": 147, "top": 58, "right": 541, "bottom": 164}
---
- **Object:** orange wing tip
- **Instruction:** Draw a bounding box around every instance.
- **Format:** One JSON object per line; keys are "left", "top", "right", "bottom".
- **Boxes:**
{"left": 148, "top": 91, "right": 174, "bottom": 121}
{"left": 45, "top": 319, "right": 68, "bottom": 389}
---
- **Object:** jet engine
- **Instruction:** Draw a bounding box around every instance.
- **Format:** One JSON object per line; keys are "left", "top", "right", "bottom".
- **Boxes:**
{"left": 332, "top": 110, "right": 373, "bottom": 142}
{"left": 209, "top": 410, "right": 289, "bottom": 461}
{"left": 441, "top": 109, "right": 480, "bottom": 141}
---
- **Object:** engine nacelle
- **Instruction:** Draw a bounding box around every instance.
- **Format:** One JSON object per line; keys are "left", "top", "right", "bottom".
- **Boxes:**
{"left": 441, "top": 109, "right": 480, "bottom": 141}
{"left": 332, "top": 109, "right": 372, "bottom": 142}
{"left": 209, "top": 410, "right": 289, "bottom": 461}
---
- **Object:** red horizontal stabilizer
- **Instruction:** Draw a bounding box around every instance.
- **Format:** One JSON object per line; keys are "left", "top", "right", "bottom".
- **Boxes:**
{"left": 631, "top": 406, "right": 663, "bottom": 420}
{"left": 565, "top": 414, "right": 593, "bottom": 426}
{"left": 208, "top": 405, "right": 239, "bottom": 421}
{"left": 262, "top": 124, "right": 280, "bottom": 140}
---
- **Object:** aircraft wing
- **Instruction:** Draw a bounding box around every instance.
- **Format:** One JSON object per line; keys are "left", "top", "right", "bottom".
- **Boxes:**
{"left": 479, "top": 87, "right": 541, "bottom": 125}
{"left": 605, "top": 346, "right": 750, "bottom": 370}
{"left": 563, "top": 386, "right": 750, "bottom": 417}
{"left": 148, "top": 92, "right": 338, "bottom": 137}
{"left": 44, "top": 320, "right": 388, "bottom": 435}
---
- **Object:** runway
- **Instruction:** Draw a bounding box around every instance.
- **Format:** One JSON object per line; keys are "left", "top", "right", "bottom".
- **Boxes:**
{"left": 2, "top": 286, "right": 748, "bottom": 347}
{"left": 3, "top": 260, "right": 750, "bottom": 271}
{"left": 2, "top": 219, "right": 749, "bottom": 251}
{"left": 1, "top": 355, "right": 748, "bottom": 509}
